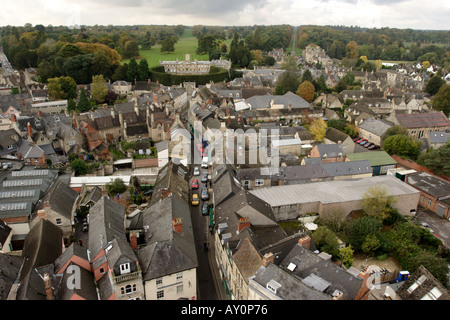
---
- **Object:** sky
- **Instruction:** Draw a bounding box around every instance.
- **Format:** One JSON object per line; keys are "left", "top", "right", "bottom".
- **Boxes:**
{"left": 1, "top": 0, "right": 449, "bottom": 30}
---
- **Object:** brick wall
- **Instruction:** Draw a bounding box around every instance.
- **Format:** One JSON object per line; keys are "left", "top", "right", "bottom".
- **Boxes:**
{"left": 391, "top": 155, "right": 450, "bottom": 181}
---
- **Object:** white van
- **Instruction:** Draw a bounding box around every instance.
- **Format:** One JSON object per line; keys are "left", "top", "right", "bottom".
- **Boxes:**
{"left": 201, "top": 157, "right": 209, "bottom": 169}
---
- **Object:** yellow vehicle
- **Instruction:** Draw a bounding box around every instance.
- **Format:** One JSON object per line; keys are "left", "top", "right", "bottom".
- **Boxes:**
{"left": 191, "top": 193, "right": 199, "bottom": 206}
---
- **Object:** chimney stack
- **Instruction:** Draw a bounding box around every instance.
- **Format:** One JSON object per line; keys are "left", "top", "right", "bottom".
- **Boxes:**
{"left": 298, "top": 235, "right": 311, "bottom": 250}
{"left": 238, "top": 217, "right": 250, "bottom": 232}
{"left": 38, "top": 111, "right": 43, "bottom": 118}
{"left": 262, "top": 252, "right": 274, "bottom": 267}
{"left": 11, "top": 114, "right": 16, "bottom": 122}
{"left": 43, "top": 273, "right": 54, "bottom": 300}
{"left": 173, "top": 218, "right": 183, "bottom": 234}
{"left": 129, "top": 232, "right": 138, "bottom": 250}
{"left": 27, "top": 122, "right": 33, "bottom": 138}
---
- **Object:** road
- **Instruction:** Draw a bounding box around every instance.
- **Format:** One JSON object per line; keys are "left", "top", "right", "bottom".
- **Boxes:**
{"left": 415, "top": 206, "right": 450, "bottom": 248}
{"left": 188, "top": 142, "right": 224, "bottom": 300}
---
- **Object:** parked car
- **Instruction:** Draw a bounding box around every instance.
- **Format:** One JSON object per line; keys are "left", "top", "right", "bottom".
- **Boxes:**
{"left": 192, "top": 193, "right": 199, "bottom": 206}
{"left": 360, "top": 140, "right": 368, "bottom": 145}
{"left": 191, "top": 179, "right": 199, "bottom": 189}
{"left": 355, "top": 138, "right": 363, "bottom": 143}
{"left": 82, "top": 222, "right": 88, "bottom": 232}
{"left": 353, "top": 137, "right": 361, "bottom": 142}
{"left": 202, "top": 203, "right": 209, "bottom": 216}
{"left": 193, "top": 167, "right": 200, "bottom": 176}
{"left": 201, "top": 187, "right": 209, "bottom": 200}
{"left": 201, "top": 172, "right": 208, "bottom": 183}
{"left": 368, "top": 144, "right": 380, "bottom": 150}
{"left": 364, "top": 142, "right": 374, "bottom": 148}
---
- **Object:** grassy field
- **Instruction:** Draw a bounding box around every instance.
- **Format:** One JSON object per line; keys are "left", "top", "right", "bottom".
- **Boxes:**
{"left": 122, "top": 28, "right": 232, "bottom": 67}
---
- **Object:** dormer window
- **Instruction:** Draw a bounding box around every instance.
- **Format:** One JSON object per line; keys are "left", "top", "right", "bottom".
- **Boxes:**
{"left": 120, "top": 263, "right": 131, "bottom": 275}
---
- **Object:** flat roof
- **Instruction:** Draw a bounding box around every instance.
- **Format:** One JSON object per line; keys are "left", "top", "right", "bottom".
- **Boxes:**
{"left": 406, "top": 172, "right": 450, "bottom": 197}
{"left": 250, "top": 175, "right": 419, "bottom": 207}
{"left": 347, "top": 151, "right": 397, "bottom": 167}
{"left": 70, "top": 176, "right": 131, "bottom": 188}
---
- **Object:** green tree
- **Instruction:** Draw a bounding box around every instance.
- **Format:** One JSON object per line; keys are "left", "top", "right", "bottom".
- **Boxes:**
{"left": 123, "top": 39, "right": 139, "bottom": 58}
{"left": 382, "top": 134, "right": 422, "bottom": 160}
{"left": 300, "top": 69, "right": 313, "bottom": 83}
{"left": 361, "top": 234, "right": 381, "bottom": 256}
{"left": 76, "top": 88, "right": 91, "bottom": 113}
{"left": 160, "top": 37, "right": 175, "bottom": 53}
{"left": 126, "top": 59, "right": 138, "bottom": 83}
{"left": 339, "top": 245, "right": 354, "bottom": 269}
{"left": 105, "top": 178, "right": 127, "bottom": 195}
{"left": 431, "top": 84, "right": 450, "bottom": 116}
{"left": 362, "top": 185, "right": 397, "bottom": 222}
{"left": 425, "top": 75, "right": 445, "bottom": 96}
{"left": 382, "top": 125, "right": 408, "bottom": 140}
{"left": 70, "top": 158, "right": 88, "bottom": 176}
{"left": 312, "top": 226, "right": 340, "bottom": 258}
{"left": 91, "top": 75, "right": 108, "bottom": 104}
{"left": 346, "top": 216, "right": 383, "bottom": 252}
{"left": 417, "top": 141, "right": 450, "bottom": 176}
{"left": 137, "top": 58, "right": 149, "bottom": 81}
{"left": 47, "top": 76, "right": 77, "bottom": 101}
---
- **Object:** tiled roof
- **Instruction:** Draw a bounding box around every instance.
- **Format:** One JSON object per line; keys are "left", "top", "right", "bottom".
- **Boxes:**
{"left": 396, "top": 112, "right": 450, "bottom": 129}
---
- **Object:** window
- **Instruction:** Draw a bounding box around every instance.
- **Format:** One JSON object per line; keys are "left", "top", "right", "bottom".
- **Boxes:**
{"left": 55, "top": 218, "right": 62, "bottom": 225}
{"left": 255, "top": 179, "right": 264, "bottom": 186}
{"left": 420, "top": 195, "right": 424, "bottom": 203}
{"left": 157, "top": 290, "right": 164, "bottom": 299}
{"left": 176, "top": 272, "right": 183, "bottom": 280}
{"left": 99, "top": 268, "right": 105, "bottom": 274}
{"left": 177, "top": 285, "right": 184, "bottom": 294}
{"left": 156, "top": 277, "right": 163, "bottom": 286}
{"left": 427, "top": 199, "right": 432, "bottom": 206}
{"left": 119, "top": 263, "right": 131, "bottom": 275}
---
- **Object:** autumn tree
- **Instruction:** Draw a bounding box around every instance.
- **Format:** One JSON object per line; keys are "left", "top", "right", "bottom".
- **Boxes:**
{"left": 91, "top": 75, "right": 108, "bottom": 104}
{"left": 345, "top": 41, "right": 359, "bottom": 59}
{"left": 339, "top": 245, "right": 354, "bottom": 269}
{"left": 296, "top": 81, "right": 315, "bottom": 102}
{"left": 309, "top": 118, "right": 327, "bottom": 142}
{"left": 47, "top": 76, "right": 77, "bottom": 101}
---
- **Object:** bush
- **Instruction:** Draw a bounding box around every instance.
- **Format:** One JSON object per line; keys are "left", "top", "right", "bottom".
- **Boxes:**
{"left": 105, "top": 178, "right": 127, "bottom": 195}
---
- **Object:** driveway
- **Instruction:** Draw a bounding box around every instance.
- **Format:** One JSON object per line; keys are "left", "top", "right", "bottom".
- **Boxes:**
{"left": 415, "top": 206, "right": 450, "bottom": 248}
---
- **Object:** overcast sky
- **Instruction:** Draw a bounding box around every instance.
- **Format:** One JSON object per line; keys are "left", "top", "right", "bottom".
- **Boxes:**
{"left": 1, "top": 0, "right": 449, "bottom": 30}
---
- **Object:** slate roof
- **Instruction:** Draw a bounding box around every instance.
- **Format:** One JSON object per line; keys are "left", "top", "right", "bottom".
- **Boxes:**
{"left": 428, "top": 131, "right": 448, "bottom": 144}
{"left": 232, "top": 238, "right": 262, "bottom": 280}
{"left": 251, "top": 263, "right": 331, "bottom": 300}
{"left": 150, "top": 162, "right": 190, "bottom": 205}
{"left": 0, "top": 253, "right": 24, "bottom": 300}
{"left": 42, "top": 180, "right": 78, "bottom": 220}
{"left": 325, "top": 127, "right": 351, "bottom": 144}
{"left": 405, "top": 171, "right": 450, "bottom": 198}
{"left": 280, "top": 243, "right": 363, "bottom": 299}
{"left": 16, "top": 219, "right": 63, "bottom": 300}
{"left": 395, "top": 112, "right": 450, "bottom": 129}
{"left": 315, "top": 144, "right": 345, "bottom": 158}
{"left": 358, "top": 118, "right": 394, "bottom": 137}
{"left": 138, "top": 195, "right": 198, "bottom": 281}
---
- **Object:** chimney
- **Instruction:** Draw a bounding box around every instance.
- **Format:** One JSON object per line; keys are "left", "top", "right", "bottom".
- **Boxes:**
{"left": 238, "top": 217, "right": 250, "bottom": 232}
{"left": 129, "top": 232, "right": 138, "bottom": 250}
{"left": 226, "top": 107, "right": 230, "bottom": 116}
{"left": 27, "top": 122, "right": 32, "bottom": 138}
{"left": 38, "top": 111, "right": 43, "bottom": 118}
{"left": 11, "top": 114, "right": 16, "bottom": 122}
{"left": 161, "top": 188, "right": 172, "bottom": 200}
{"left": 166, "top": 127, "right": 170, "bottom": 140}
{"left": 22, "top": 98, "right": 25, "bottom": 107}
{"left": 173, "top": 218, "right": 182, "bottom": 234}
{"left": 153, "top": 93, "right": 158, "bottom": 104}
{"left": 43, "top": 273, "right": 54, "bottom": 300}
{"left": 262, "top": 252, "right": 274, "bottom": 267}
{"left": 298, "top": 235, "right": 311, "bottom": 250}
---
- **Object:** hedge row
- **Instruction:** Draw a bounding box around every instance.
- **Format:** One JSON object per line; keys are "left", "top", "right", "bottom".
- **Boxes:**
{"left": 149, "top": 65, "right": 230, "bottom": 86}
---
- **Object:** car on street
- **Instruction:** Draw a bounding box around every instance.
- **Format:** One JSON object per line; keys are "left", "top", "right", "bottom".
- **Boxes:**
{"left": 82, "top": 222, "right": 89, "bottom": 232}
{"left": 364, "top": 142, "right": 374, "bottom": 148}
{"left": 193, "top": 167, "right": 200, "bottom": 176}
{"left": 368, "top": 144, "right": 380, "bottom": 150}
{"left": 201, "top": 187, "right": 209, "bottom": 200}
{"left": 201, "top": 172, "right": 208, "bottom": 183}
{"left": 192, "top": 193, "right": 199, "bottom": 206}
{"left": 202, "top": 203, "right": 209, "bottom": 215}
{"left": 191, "top": 179, "right": 199, "bottom": 189}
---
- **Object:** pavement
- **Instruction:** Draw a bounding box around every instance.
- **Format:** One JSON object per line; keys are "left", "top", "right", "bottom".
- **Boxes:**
{"left": 415, "top": 206, "right": 450, "bottom": 248}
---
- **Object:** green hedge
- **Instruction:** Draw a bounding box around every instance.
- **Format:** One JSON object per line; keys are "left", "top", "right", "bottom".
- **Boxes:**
{"left": 149, "top": 65, "right": 230, "bottom": 86}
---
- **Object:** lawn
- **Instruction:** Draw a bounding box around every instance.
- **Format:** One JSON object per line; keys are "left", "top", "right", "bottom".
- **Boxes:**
{"left": 122, "top": 28, "right": 232, "bottom": 67}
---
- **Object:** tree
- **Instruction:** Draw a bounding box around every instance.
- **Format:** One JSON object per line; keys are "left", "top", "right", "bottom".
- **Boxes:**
{"left": 300, "top": 69, "right": 313, "bottom": 83}
{"left": 296, "top": 81, "right": 315, "bottom": 102}
{"left": 47, "top": 76, "right": 77, "bottom": 101}
{"left": 105, "top": 90, "right": 118, "bottom": 105}
{"left": 362, "top": 185, "right": 397, "bottom": 222}
{"left": 417, "top": 141, "right": 450, "bottom": 176}
{"left": 347, "top": 216, "right": 383, "bottom": 252}
{"left": 345, "top": 41, "right": 359, "bottom": 59}
{"left": 382, "top": 134, "right": 422, "bottom": 160}
{"left": 312, "top": 226, "right": 340, "bottom": 258}
{"left": 316, "top": 74, "right": 327, "bottom": 94}
{"left": 91, "top": 75, "right": 108, "bottom": 104}
{"left": 309, "top": 118, "right": 327, "bottom": 142}
{"left": 123, "top": 40, "right": 139, "bottom": 59}
{"left": 431, "top": 84, "right": 450, "bottom": 116}
{"left": 105, "top": 178, "right": 127, "bottom": 195}
{"left": 425, "top": 75, "right": 445, "bottom": 96}
{"left": 70, "top": 158, "right": 88, "bottom": 176}
{"left": 76, "top": 88, "right": 91, "bottom": 113}
{"left": 137, "top": 58, "right": 149, "bottom": 81}
{"left": 382, "top": 125, "right": 408, "bottom": 140}
{"left": 126, "top": 59, "right": 138, "bottom": 83}
{"left": 196, "top": 34, "right": 222, "bottom": 55}
{"left": 328, "top": 40, "right": 345, "bottom": 59}
{"left": 361, "top": 234, "right": 381, "bottom": 256}
{"left": 160, "top": 37, "right": 175, "bottom": 53}
{"left": 339, "top": 246, "right": 354, "bottom": 268}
